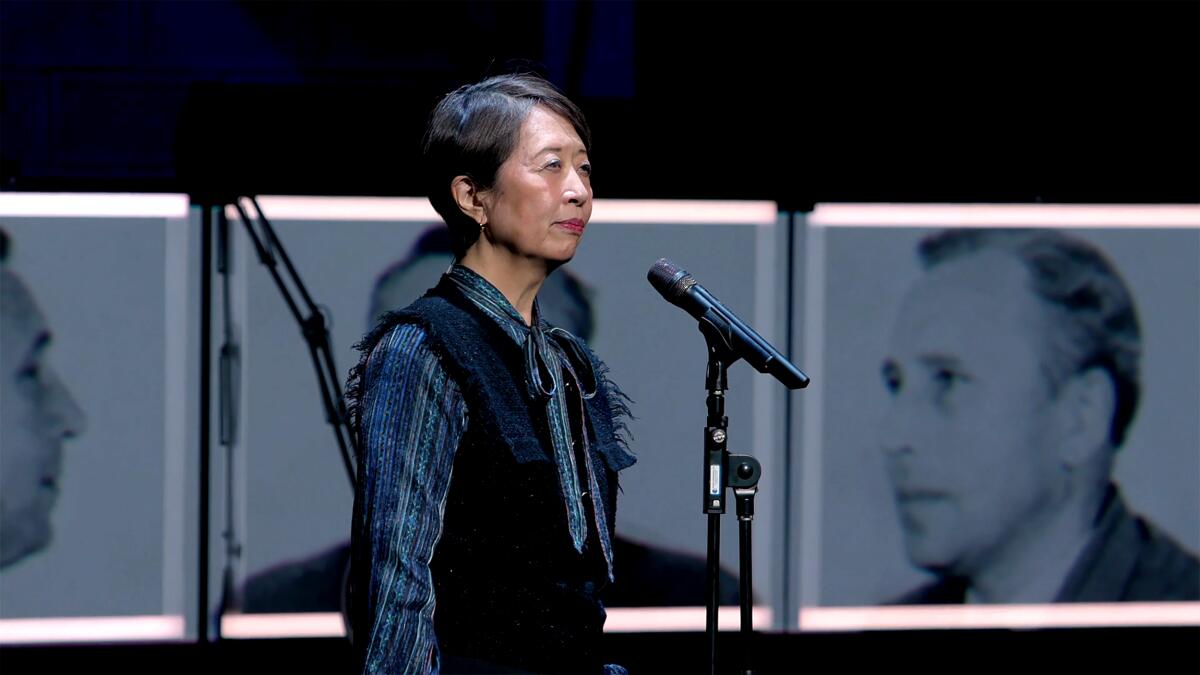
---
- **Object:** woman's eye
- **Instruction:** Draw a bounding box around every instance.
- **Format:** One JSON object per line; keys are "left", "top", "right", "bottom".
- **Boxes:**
{"left": 544, "top": 159, "right": 562, "bottom": 171}
{"left": 578, "top": 163, "right": 592, "bottom": 177}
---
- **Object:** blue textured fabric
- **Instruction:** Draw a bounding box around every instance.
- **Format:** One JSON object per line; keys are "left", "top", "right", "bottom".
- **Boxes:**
{"left": 355, "top": 324, "right": 464, "bottom": 674}
{"left": 351, "top": 265, "right": 623, "bottom": 674}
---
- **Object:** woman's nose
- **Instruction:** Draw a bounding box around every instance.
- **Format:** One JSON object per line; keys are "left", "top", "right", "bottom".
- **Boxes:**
{"left": 564, "top": 170, "right": 589, "bottom": 206}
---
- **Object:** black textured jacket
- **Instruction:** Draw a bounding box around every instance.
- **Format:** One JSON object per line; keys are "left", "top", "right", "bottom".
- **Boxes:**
{"left": 350, "top": 277, "right": 636, "bottom": 673}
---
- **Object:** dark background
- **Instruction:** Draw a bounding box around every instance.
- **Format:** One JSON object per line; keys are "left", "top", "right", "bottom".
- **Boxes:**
{"left": 2, "top": 1, "right": 1197, "bottom": 673}
{"left": 3, "top": 0, "right": 1198, "bottom": 206}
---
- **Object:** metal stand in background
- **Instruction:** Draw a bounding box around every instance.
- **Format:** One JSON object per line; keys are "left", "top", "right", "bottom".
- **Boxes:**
{"left": 215, "top": 207, "right": 243, "bottom": 629}
{"left": 699, "top": 317, "right": 762, "bottom": 675}
{"left": 229, "top": 196, "right": 359, "bottom": 485}
{"left": 206, "top": 196, "right": 360, "bottom": 632}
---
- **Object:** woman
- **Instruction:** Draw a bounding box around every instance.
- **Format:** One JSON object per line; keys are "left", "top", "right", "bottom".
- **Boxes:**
{"left": 346, "top": 73, "right": 636, "bottom": 674}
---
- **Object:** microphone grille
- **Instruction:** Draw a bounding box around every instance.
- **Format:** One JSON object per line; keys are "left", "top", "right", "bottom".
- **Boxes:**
{"left": 647, "top": 258, "right": 693, "bottom": 301}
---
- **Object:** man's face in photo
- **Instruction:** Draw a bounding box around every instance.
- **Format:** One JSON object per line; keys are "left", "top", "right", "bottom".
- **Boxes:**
{"left": 1, "top": 268, "right": 86, "bottom": 568}
{"left": 878, "top": 250, "right": 1067, "bottom": 578}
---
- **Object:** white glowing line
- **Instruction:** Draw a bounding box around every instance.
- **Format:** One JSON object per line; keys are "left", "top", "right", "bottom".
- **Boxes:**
{"left": 0, "top": 615, "right": 186, "bottom": 644}
{"left": 0, "top": 193, "right": 190, "bottom": 218}
{"left": 808, "top": 203, "right": 1200, "bottom": 228}
{"left": 604, "top": 606, "right": 774, "bottom": 632}
{"left": 221, "top": 612, "right": 347, "bottom": 639}
{"left": 798, "top": 602, "right": 1200, "bottom": 631}
{"left": 589, "top": 200, "right": 778, "bottom": 225}
{"left": 221, "top": 196, "right": 777, "bottom": 225}
{"left": 217, "top": 606, "right": 776, "bottom": 638}
{"left": 224, "top": 196, "right": 438, "bottom": 222}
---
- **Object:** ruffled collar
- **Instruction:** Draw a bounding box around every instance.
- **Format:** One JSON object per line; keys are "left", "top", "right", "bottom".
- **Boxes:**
{"left": 445, "top": 264, "right": 598, "bottom": 401}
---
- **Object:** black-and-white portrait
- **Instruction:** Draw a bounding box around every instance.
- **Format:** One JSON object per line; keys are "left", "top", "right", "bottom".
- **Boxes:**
{"left": 220, "top": 200, "right": 784, "bottom": 627}
{"left": 0, "top": 227, "right": 88, "bottom": 571}
{"left": 797, "top": 219, "right": 1200, "bottom": 611}
{"left": 0, "top": 210, "right": 195, "bottom": 622}
{"left": 210, "top": 211, "right": 437, "bottom": 620}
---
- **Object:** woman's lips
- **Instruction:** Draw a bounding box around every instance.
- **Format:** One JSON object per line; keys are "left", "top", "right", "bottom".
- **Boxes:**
{"left": 555, "top": 218, "right": 585, "bottom": 234}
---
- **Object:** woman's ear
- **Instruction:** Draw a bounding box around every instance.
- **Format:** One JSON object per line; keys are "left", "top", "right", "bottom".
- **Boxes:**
{"left": 451, "top": 176, "right": 487, "bottom": 226}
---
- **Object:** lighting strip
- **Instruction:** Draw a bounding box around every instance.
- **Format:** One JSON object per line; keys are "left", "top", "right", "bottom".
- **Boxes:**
{"left": 808, "top": 203, "right": 1200, "bottom": 228}
{"left": 223, "top": 196, "right": 437, "bottom": 222}
{"left": 589, "top": 200, "right": 777, "bottom": 225}
{"left": 0, "top": 615, "right": 186, "bottom": 644}
{"left": 217, "top": 606, "right": 775, "bottom": 639}
{"left": 604, "top": 606, "right": 775, "bottom": 632}
{"left": 222, "top": 196, "right": 777, "bottom": 225}
{"left": 798, "top": 602, "right": 1200, "bottom": 631}
{"left": 221, "top": 612, "right": 347, "bottom": 639}
{"left": 0, "top": 193, "right": 190, "bottom": 218}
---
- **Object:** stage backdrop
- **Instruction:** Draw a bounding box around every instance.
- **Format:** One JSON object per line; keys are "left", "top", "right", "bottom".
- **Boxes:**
{"left": 791, "top": 206, "right": 1199, "bottom": 628}
{"left": 0, "top": 194, "right": 197, "bottom": 641}
{"left": 4, "top": 196, "right": 1194, "bottom": 643}
{"left": 213, "top": 197, "right": 787, "bottom": 634}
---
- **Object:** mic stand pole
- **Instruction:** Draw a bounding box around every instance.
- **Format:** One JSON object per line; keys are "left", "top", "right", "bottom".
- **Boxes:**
{"left": 229, "top": 197, "right": 359, "bottom": 485}
{"left": 698, "top": 318, "right": 761, "bottom": 675}
{"left": 701, "top": 324, "right": 729, "bottom": 675}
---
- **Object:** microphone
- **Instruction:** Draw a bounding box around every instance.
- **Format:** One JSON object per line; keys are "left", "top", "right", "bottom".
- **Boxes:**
{"left": 648, "top": 258, "right": 809, "bottom": 389}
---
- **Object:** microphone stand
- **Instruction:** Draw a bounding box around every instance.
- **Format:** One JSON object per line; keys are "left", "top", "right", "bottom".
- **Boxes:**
{"left": 206, "top": 196, "right": 360, "bottom": 632}
{"left": 698, "top": 317, "right": 762, "bottom": 675}
{"left": 228, "top": 196, "right": 359, "bottom": 485}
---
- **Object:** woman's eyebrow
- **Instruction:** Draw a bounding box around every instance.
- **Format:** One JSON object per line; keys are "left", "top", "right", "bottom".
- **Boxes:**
{"left": 534, "top": 145, "right": 588, "bottom": 156}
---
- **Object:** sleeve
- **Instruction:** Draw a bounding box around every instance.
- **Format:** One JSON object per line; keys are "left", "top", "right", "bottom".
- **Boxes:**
{"left": 353, "top": 323, "right": 466, "bottom": 675}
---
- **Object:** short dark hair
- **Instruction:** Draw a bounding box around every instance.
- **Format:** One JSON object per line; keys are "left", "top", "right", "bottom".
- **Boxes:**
{"left": 918, "top": 228, "right": 1142, "bottom": 447}
{"left": 422, "top": 73, "right": 591, "bottom": 258}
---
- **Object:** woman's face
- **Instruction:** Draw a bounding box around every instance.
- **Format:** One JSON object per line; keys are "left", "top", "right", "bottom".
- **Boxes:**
{"left": 477, "top": 105, "right": 592, "bottom": 267}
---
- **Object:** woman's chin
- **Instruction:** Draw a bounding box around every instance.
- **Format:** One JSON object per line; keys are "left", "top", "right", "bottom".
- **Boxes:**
{"left": 542, "top": 241, "right": 580, "bottom": 265}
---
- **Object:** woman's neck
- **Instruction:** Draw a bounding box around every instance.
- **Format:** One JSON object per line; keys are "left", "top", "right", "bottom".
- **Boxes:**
{"left": 459, "top": 247, "right": 546, "bottom": 325}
